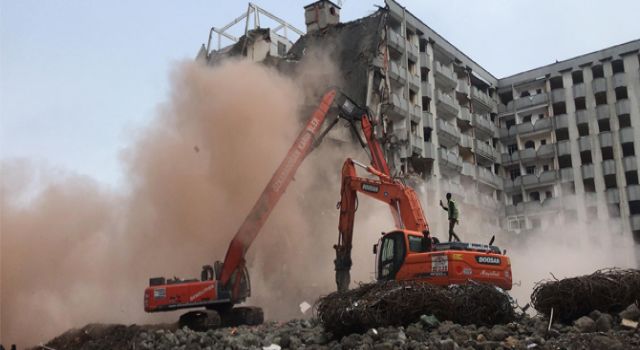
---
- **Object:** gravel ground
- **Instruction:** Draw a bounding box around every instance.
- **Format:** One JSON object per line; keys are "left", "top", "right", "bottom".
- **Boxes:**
{"left": 40, "top": 303, "right": 640, "bottom": 350}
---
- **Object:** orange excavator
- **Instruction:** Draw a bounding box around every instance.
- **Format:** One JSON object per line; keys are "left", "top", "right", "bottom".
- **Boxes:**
{"left": 143, "top": 89, "right": 377, "bottom": 329}
{"left": 333, "top": 107, "right": 512, "bottom": 293}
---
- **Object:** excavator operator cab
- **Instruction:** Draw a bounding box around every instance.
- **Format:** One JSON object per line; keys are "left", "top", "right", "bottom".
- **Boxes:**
{"left": 376, "top": 231, "right": 408, "bottom": 280}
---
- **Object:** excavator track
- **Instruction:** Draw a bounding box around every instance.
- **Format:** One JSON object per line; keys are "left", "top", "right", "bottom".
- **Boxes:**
{"left": 179, "top": 310, "right": 222, "bottom": 331}
{"left": 179, "top": 306, "right": 264, "bottom": 331}
{"left": 220, "top": 306, "right": 264, "bottom": 327}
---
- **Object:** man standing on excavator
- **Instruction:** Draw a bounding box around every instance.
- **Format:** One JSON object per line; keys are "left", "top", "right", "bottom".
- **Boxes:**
{"left": 440, "top": 193, "right": 461, "bottom": 242}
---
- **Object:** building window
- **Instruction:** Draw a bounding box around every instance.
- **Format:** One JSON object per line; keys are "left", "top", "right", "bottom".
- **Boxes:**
{"left": 598, "top": 119, "right": 610, "bottom": 132}
{"left": 552, "top": 102, "right": 566, "bottom": 115}
{"left": 611, "top": 59, "right": 625, "bottom": 74}
{"left": 508, "top": 144, "right": 518, "bottom": 155}
{"left": 630, "top": 201, "right": 640, "bottom": 215}
{"left": 543, "top": 165, "right": 550, "bottom": 171}
{"left": 510, "top": 167, "right": 521, "bottom": 180}
{"left": 602, "top": 147, "right": 614, "bottom": 160}
{"left": 512, "top": 194, "right": 523, "bottom": 205}
{"left": 575, "top": 97, "right": 586, "bottom": 110}
{"left": 572, "top": 70, "right": 584, "bottom": 84}
{"left": 536, "top": 88, "right": 542, "bottom": 94}
{"left": 522, "top": 115, "right": 532, "bottom": 123}
{"left": 584, "top": 178, "right": 596, "bottom": 192}
{"left": 529, "top": 191, "right": 540, "bottom": 201}
{"left": 556, "top": 128, "right": 569, "bottom": 141}
{"left": 541, "top": 139, "right": 547, "bottom": 145}
{"left": 524, "top": 140, "right": 535, "bottom": 149}
{"left": 619, "top": 114, "right": 631, "bottom": 128}
{"left": 581, "top": 150, "right": 592, "bottom": 165}
{"left": 622, "top": 142, "right": 635, "bottom": 157}
{"left": 604, "top": 174, "right": 617, "bottom": 189}
{"left": 626, "top": 171, "right": 639, "bottom": 185}
{"left": 550, "top": 76, "right": 563, "bottom": 90}
{"left": 578, "top": 123, "right": 589, "bottom": 136}
{"left": 526, "top": 166, "right": 535, "bottom": 175}
{"left": 277, "top": 42, "right": 287, "bottom": 56}
{"left": 595, "top": 92, "right": 607, "bottom": 106}
{"left": 616, "top": 87, "right": 628, "bottom": 100}
{"left": 592, "top": 65, "right": 604, "bottom": 79}
{"left": 558, "top": 155, "right": 572, "bottom": 169}
{"left": 545, "top": 190, "right": 552, "bottom": 199}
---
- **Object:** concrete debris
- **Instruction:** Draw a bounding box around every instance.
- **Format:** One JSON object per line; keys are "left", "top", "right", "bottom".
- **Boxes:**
{"left": 620, "top": 302, "right": 640, "bottom": 321}
{"left": 42, "top": 313, "right": 640, "bottom": 350}
{"left": 573, "top": 316, "right": 597, "bottom": 333}
{"left": 299, "top": 301, "right": 312, "bottom": 314}
{"left": 622, "top": 318, "right": 639, "bottom": 329}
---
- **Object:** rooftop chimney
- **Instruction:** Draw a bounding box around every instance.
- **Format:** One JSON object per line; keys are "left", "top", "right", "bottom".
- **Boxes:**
{"left": 304, "top": 0, "right": 340, "bottom": 33}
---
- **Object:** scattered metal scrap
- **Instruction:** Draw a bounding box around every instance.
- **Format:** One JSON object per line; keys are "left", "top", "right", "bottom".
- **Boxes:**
{"left": 531, "top": 268, "right": 640, "bottom": 322}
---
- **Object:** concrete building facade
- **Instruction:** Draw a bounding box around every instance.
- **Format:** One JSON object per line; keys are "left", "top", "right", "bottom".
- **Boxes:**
{"left": 202, "top": 0, "right": 640, "bottom": 244}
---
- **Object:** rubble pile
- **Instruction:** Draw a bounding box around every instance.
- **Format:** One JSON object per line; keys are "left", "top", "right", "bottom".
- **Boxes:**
{"left": 531, "top": 268, "right": 640, "bottom": 321}
{"left": 41, "top": 306, "right": 640, "bottom": 350}
{"left": 316, "top": 280, "right": 515, "bottom": 336}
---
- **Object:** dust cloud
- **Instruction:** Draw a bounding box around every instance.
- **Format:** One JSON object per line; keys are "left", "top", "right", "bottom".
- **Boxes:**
{"left": 1, "top": 56, "right": 369, "bottom": 346}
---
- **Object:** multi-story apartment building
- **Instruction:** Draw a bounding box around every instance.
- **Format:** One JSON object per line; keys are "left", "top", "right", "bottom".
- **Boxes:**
{"left": 200, "top": 0, "right": 640, "bottom": 246}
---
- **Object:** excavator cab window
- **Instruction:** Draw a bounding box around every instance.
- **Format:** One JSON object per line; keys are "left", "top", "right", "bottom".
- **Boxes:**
{"left": 408, "top": 235, "right": 429, "bottom": 252}
{"left": 377, "top": 232, "right": 406, "bottom": 280}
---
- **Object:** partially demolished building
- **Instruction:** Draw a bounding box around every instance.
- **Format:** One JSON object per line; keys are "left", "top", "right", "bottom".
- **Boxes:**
{"left": 199, "top": 0, "right": 640, "bottom": 242}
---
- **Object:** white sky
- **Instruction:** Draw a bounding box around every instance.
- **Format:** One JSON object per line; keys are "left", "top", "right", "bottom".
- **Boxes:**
{"left": 1, "top": 0, "right": 639, "bottom": 187}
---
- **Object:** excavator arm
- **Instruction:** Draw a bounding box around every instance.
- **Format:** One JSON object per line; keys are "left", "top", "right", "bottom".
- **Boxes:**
{"left": 218, "top": 89, "right": 338, "bottom": 300}
{"left": 334, "top": 158, "right": 429, "bottom": 292}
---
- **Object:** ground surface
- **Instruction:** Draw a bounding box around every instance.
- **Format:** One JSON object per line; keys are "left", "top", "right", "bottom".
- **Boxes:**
{"left": 40, "top": 311, "right": 640, "bottom": 350}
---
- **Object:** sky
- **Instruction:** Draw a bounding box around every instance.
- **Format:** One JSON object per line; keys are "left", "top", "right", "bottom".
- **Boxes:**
{"left": 1, "top": 0, "right": 639, "bottom": 188}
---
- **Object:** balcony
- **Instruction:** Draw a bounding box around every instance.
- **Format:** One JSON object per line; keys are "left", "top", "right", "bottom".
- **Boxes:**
{"left": 388, "top": 93, "right": 409, "bottom": 121}
{"left": 516, "top": 117, "right": 552, "bottom": 136}
{"left": 470, "top": 86, "right": 495, "bottom": 111}
{"left": 411, "top": 134, "right": 424, "bottom": 155}
{"left": 515, "top": 93, "right": 548, "bottom": 110}
{"left": 407, "top": 43, "right": 419, "bottom": 62}
{"left": 627, "top": 185, "right": 640, "bottom": 201}
{"left": 387, "top": 29, "right": 405, "bottom": 53}
{"left": 505, "top": 177, "right": 523, "bottom": 192}
{"left": 518, "top": 147, "right": 536, "bottom": 163}
{"left": 572, "top": 83, "right": 585, "bottom": 98}
{"left": 578, "top": 136, "right": 592, "bottom": 151}
{"left": 391, "top": 123, "right": 409, "bottom": 141}
{"left": 537, "top": 143, "right": 555, "bottom": 159}
{"left": 458, "top": 106, "right": 471, "bottom": 124}
{"left": 599, "top": 132, "right": 613, "bottom": 148}
{"left": 457, "top": 79, "right": 470, "bottom": 95}
{"left": 595, "top": 105, "right": 609, "bottom": 120}
{"left": 436, "top": 119, "right": 460, "bottom": 147}
{"left": 422, "top": 111, "right": 434, "bottom": 129}
{"left": 436, "top": 90, "right": 459, "bottom": 118}
{"left": 409, "top": 104, "right": 421, "bottom": 124}
{"left": 560, "top": 168, "right": 574, "bottom": 182}
{"left": 605, "top": 188, "right": 620, "bottom": 204}
{"left": 461, "top": 161, "right": 475, "bottom": 177}
{"left": 389, "top": 61, "right": 407, "bottom": 85}
{"left": 459, "top": 133, "right": 473, "bottom": 149}
{"left": 477, "top": 166, "right": 502, "bottom": 188}
{"left": 555, "top": 114, "right": 569, "bottom": 129}
{"left": 620, "top": 127, "right": 634, "bottom": 143}
{"left": 474, "top": 139, "right": 497, "bottom": 161}
{"left": 576, "top": 110, "right": 589, "bottom": 125}
{"left": 434, "top": 61, "right": 457, "bottom": 88}
{"left": 612, "top": 72, "right": 626, "bottom": 89}
{"left": 602, "top": 159, "right": 616, "bottom": 176}
{"left": 522, "top": 170, "right": 557, "bottom": 188}
{"left": 421, "top": 81, "right": 433, "bottom": 98}
{"left": 408, "top": 74, "right": 421, "bottom": 91}
{"left": 551, "top": 88, "right": 565, "bottom": 102}
{"left": 616, "top": 99, "right": 630, "bottom": 115}
{"left": 592, "top": 77, "right": 607, "bottom": 94}
{"left": 438, "top": 148, "right": 463, "bottom": 172}
{"left": 420, "top": 52, "right": 431, "bottom": 69}
{"left": 623, "top": 156, "right": 637, "bottom": 172}
{"left": 505, "top": 203, "right": 524, "bottom": 216}
{"left": 557, "top": 140, "right": 571, "bottom": 156}
{"left": 473, "top": 114, "right": 497, "bottom": 138}
{"left": 424, "top": 141, "right": 436, "bottom": 160}
{"left": 581, "top": 163, "right": 595, "bottom": 179}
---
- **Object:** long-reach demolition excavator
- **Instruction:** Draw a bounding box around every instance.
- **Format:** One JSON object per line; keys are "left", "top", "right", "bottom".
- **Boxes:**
{"left": 143, "top": 89, "right": 376, "bottom": 330}
{"left": 332, "top": 108, "right": 512, "bottom": 293}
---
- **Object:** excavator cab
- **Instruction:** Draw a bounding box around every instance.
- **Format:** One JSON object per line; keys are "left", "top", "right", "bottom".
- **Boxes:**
{"left": 376, "top": 231, "right": 407, "bottom": 281}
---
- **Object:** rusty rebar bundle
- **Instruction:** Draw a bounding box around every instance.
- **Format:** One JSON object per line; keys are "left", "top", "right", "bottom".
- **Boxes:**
{"left": 531, "top": 268, "right": 640, "bottom": 322}
{"left": 316, "top": 280, "right": 514, "bottom": 335}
